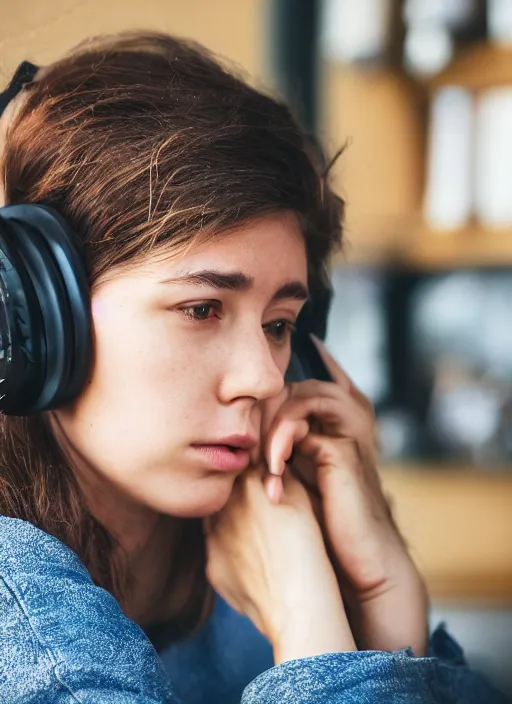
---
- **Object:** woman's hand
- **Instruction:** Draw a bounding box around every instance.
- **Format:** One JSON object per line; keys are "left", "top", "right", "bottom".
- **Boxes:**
{"left": 261, "top": 335, "right": 429, "bottom": 656}
{"left": 203, "top": 466, "right": 357, "bottom": 664}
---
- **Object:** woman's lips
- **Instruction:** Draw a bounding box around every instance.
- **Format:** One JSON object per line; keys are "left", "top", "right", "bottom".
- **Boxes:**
{"left": 190, "top": 444, "right": 251, "bottom": 472}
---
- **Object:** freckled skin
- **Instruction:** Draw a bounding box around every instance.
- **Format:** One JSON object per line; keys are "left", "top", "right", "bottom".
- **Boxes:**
{"left": 52, "top": 213, "right": 308, "bottom": 521}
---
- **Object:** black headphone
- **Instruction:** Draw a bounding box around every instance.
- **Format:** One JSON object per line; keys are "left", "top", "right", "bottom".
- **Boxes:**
{"left": 0, "top": 62, "right": 331, "bottom": 416}
{"left": 0, "top": 204, "right": 91, "bottom": 415}
{"left": 0, "top": 62, "right": 92, "bottom": 415}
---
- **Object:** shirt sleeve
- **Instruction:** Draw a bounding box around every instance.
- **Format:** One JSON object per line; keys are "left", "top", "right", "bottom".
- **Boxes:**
{"left": 241, "top": 630, "right": 509, "bottom": 704}
{"left": 0, "top": 516, "right": 179, "bottom": 704}
{"left": 1, "top": 516, "right": 508, "bottom": 704}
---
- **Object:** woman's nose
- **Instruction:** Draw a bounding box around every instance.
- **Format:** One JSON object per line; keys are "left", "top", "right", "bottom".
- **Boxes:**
{"left": 217, "top": 332, "right": 285, "bottom": 404}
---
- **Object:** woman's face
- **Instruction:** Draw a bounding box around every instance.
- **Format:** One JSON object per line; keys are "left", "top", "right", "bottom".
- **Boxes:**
{"left": 54, "top": 213, "right": 308, "bottom": 517}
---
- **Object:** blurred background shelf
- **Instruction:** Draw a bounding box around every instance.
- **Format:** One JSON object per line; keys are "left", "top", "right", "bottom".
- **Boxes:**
{"left": 428, "top": 43, "right": 512, "bottom": 91}
{"left": 338, "top": 222, "right": 512, "bottom": 269}
{"left": 381, "top": 465, "right": 512, "bottom": 603}
{"left": 407, "top": 225, "right": 512, "bottom": 269}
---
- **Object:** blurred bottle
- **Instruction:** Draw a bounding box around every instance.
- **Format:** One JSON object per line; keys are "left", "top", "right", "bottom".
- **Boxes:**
{"left": 403, "top": 0, "right": 487, "bottom": 77}
{"left": 474, "top": 88, "right": 512, "bottom": 227}
{"left": 425, "top": 86, "right": 475, "bottom": 229}
{"left": 320, "top": 0, "right": 403, "bottom": 67}
{"left": 488, "top": 0, "right": 512, "bottom": 45}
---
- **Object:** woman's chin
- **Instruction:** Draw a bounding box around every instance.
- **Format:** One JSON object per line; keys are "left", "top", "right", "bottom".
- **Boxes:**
{"left": 151, "top": 472, "right": 237, "bottom": 518}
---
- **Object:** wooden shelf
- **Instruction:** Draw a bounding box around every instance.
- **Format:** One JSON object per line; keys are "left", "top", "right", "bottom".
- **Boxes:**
{"left": 407, "top": 224, "right": 512, "bottom": 268}
{"left": 427, "top": 42, "right": 512, "bottom": 91}
{"left": 380, "top": 465, "right": 512, "bottom": 603}
{"left": 338, "top": 222, "right": 512, "bottom": 270}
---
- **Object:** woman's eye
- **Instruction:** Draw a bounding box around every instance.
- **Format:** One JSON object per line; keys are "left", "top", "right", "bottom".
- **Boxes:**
{"left": 265, "top": 320, "right": 296, "bottom": 343}
{"left": 180, "top": 303, "right": 219, "bottom": 321}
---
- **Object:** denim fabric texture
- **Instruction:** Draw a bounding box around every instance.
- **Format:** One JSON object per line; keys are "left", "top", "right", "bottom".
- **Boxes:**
{"left": 159, "top": 593, "right": 273, "bottom": 704}
{"left": 0, "top": 516, "right": 176, "bottom": 703}
{"left": 0, "top": 515, "right": 508, "bottom": 703}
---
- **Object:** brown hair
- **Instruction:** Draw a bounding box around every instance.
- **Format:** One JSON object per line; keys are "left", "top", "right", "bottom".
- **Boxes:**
{"left": 0, "top": 31, "right": 344, "bottom": 637}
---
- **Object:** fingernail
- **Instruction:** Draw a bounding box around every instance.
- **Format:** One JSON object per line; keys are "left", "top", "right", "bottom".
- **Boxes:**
{"left": 269, "top": 455, "right": 285, "bottom": 476}
{"left": 268, "top": 464, "right": 284, "bottom": 477}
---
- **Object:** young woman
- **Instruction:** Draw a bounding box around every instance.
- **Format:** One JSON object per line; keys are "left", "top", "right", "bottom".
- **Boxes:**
{"left": 0, "top": 31, "right": 507, "bottom": 703}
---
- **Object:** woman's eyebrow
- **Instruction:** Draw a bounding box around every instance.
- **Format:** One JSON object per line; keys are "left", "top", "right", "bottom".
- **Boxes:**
{"left": 159, "top": 269, "right": 309, "bottom": 301}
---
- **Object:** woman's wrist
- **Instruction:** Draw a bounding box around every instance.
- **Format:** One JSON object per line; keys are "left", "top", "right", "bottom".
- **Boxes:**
{"left": 349, "top": 558, "right": 429, "bottom": 656}
{"left": 270, "top": 563, "right": 358, "bottom": 665}
{"left": 273, "top": 601, "right": 357, "bottom": 665}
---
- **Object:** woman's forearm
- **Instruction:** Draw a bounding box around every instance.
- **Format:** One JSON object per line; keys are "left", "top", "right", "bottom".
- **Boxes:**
{"left": 273, "top": 599, "right": 357, "bottom": 665}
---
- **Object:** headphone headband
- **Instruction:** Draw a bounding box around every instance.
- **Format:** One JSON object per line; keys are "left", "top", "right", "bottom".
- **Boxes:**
{"left": 0, "top": 61, "right": 39, "bottom": 117}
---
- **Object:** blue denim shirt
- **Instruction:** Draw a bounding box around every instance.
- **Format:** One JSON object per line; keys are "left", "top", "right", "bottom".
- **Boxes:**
{"left": 0, "top": 515, "right": 508, "bottom": 703}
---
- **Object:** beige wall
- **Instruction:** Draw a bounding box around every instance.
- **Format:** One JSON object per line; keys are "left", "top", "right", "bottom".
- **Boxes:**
{"left": 320, "top": 62, "right": 425, "bottom": 257}
{"left": 0, "top": 0, "right": 264, "bottom": 86}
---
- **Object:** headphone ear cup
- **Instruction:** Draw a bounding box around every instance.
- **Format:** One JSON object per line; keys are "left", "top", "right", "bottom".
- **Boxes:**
{"left": 16, "top": 205, "right": 92, "bottom": 406}
{"left": 0, "top": 229, "right": 46, "bottom": 412}
{"left": 0, "top": 204, "right": 91, "bottom": 414}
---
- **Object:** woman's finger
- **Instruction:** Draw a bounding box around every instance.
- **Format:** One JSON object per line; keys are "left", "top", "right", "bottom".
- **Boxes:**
{"left": 264, "top": 473, "right": 284, "bottom": 504}
{"left": 271, "top": 393, "right": 368, "bottom": 444}
{"left": 288, "top": 380, "right": 374, "bottom": 440}
{"left": 267, "top": 417, "right": 310, "bottom": 477}
{"left": 265, "top": 393, "right": 375, "bottom": 485}
{"left": 289, "top": 384, "right": 377, "bottom": 465}
{"left": 297, "top": 431, "right": 382, "bottom": 497}
{"left": 289, "top": 377, "right": 375, "bottom": 424}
